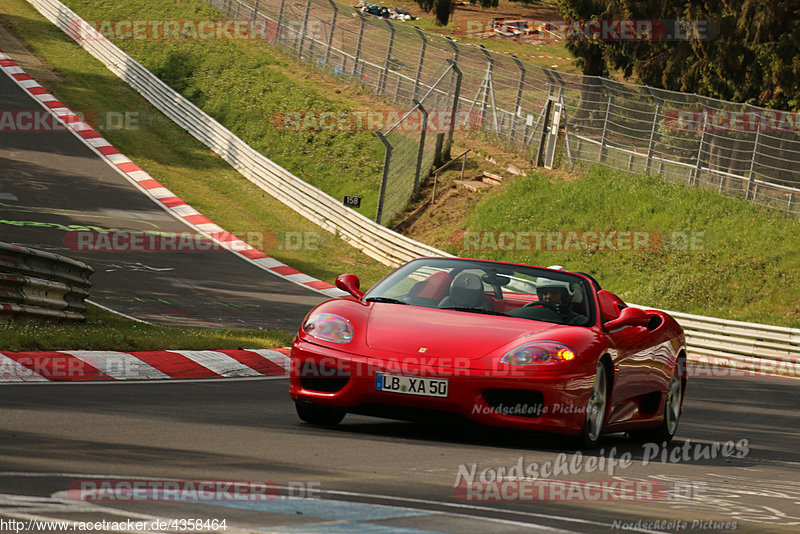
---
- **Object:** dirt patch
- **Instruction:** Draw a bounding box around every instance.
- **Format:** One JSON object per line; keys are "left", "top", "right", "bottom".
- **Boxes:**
{"left": 0, "top": 17, "right": 64, "bottom": 84}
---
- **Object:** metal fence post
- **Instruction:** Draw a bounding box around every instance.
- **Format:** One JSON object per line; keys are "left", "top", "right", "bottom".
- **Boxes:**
{"left": 598, "top": 94, "right": 612, "bottom": 162}
{"left": 276, "top": 0, "right": 286, "bottom": 44}
{"left": 325, "top": 0, "right": 338, "bottom": 67}
{"left": 645, "top": 102, "right": 661, "bottom": 175}
{"left": 353, "top": 10, "right": 366, "bottom": 80}
{"left": 511, "top": 56, "right": 525, "bottom": 145}
{"left": 560, "top": 95, "right": 573, "bottom": 164}
{"left": 445, "top": 36, "right": 459, "bottom": 64}
{"left": 374, "top": 131, "right": 393, "bottom": 225}
{"left": 379, "top": 19, "right": 396, "bottom": 96}
{"left": 690, "top": 112, "right": 709, "bottom": 185}
{"left": 746, "top": 128, "right": 762, "bottom": 201}
{"left": 413, "top": 27, "right": 427, "bottom": 101}
{"left": 478, "top": 46, "right": 496, "bottom": 132}
{"left": 298, "top": 0, "right": 312, "bottom": 58}
{"left": 413, "top": 99, "right": 428, "bottom": 197}
{"left": 251, "top": 0, "right": 260, "bottom": 20}
{"left": 445, "top": 60, "right": 462, "bottom": 161}
{"left": 444, "top": 37, "right": 460, "bottom": 135}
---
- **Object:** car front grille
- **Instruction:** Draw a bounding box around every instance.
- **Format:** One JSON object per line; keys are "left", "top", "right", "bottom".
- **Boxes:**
{"left": 482, "top": 388, "right": 545, "bottom": 418}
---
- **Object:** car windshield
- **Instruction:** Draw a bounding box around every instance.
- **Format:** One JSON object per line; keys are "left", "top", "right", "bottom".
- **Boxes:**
{"left": 364, "top": 258, "right": 595, "bottom": 327}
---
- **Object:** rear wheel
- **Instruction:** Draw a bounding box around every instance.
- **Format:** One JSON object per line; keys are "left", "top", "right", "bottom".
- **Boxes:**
{"left": 629, "top": 359, "right": 684, "bottom": 443}
{"left": 578, "top": 361, "right": 608, "bottom": 448}
{"left": 295, "top": 401, "right": 345, "bottom": 426}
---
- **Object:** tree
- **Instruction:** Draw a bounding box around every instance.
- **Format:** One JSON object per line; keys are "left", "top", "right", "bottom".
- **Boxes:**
{"left": 557, "top": 0, "right": 800, "bottom": 110}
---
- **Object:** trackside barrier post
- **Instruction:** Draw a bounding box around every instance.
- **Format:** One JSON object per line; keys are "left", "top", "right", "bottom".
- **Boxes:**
{"left": 511, "top": 56, "right": 525, "bottom": 145}
{"left": 645, "top": 102, "right": 661, "bottom": 175}
{"left": 746, "top": 128, "right": 762, "bottom": 201}
{"left": 375, "top": 131, "right": 392, "bottom": 225}
{"left": 297, "top": 0, "right": 312, "bottom": 58}
{"left": 413, "top": 99, "right": 428, "bottom": 196}
{"left": 445, "top": 59, "right": 462, "bottom": 161}
{"left": 352, "top": 10, "right": 366, "bottom": 81}
{"left": 276, "top": 0, "right": 286, "bottom": 43}
{"left": 413, "top": 27, "right": 426, "bottom": 101}
{"left": 324, "top": 0, "right": 338, "bottom": 67}
{"left": 379, "top": 19, "right": 395, "bottom": 96}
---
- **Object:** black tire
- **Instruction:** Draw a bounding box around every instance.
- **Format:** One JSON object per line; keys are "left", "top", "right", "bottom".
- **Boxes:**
{"left": 295, "top": 401, "right": 345, "bottom": 426}
{"left": 578, "top": 361, "right": 608, "bottom": 448}
{"left": 629, "top": 359, "right": 684, "bottom": 443}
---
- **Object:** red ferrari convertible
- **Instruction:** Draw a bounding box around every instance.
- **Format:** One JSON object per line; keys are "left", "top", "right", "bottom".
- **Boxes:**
{"left": 289, "top": 258, "right": 686, "bottom": 447}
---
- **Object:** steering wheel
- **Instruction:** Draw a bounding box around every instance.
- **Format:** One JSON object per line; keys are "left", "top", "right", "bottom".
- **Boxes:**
{"left": 523, "top": 301, "right": 560, "bottom": 312}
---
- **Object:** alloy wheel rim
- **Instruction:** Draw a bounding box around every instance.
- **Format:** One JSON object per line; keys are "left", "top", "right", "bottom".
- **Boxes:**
{"left": 665, "top": 375, "right": 682, "bottom": 434}
{"left": 586, "top": 364, "right": 606, "bottom": 442}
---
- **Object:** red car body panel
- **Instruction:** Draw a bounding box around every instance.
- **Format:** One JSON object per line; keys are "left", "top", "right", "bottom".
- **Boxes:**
{"left": 289, "top": 258, "right": 686, "bottom": 439}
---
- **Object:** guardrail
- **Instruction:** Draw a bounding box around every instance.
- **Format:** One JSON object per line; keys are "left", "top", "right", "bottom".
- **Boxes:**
{"left": 620, "top": 304, "right": 799, "bottom": 377}
{"left": 24, "top": 0, "right": 798, "bottom": 377}
{"left": 0, "top": 242, "right": 93, "bottom": 322}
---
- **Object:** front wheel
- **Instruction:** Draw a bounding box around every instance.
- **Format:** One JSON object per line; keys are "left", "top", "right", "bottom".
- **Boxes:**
{"left": 295, "top": 401, "right": 345, "bottom": 426}
{"left": 578, "top": 361, "right": 608, "bottom": 448}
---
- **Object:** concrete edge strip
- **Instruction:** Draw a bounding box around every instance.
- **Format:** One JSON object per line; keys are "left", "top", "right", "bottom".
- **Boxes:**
{"left": 0, "top": 348, "right": 291, "bottom": 382}
{"left": 0, "top": 50, "right": 345, "bottom": 300}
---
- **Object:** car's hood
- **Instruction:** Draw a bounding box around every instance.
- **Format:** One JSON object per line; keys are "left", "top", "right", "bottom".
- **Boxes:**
{"left": 364, "top": 304, "right": 565, "bottom": 361}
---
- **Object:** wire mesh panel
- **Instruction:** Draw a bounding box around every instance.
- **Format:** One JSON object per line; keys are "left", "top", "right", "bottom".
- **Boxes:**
{"left": 206, "top": 0, "right": 800, "bottom": 218}
{"left": 375, "top": 63, "right": 460, "bottom": 226}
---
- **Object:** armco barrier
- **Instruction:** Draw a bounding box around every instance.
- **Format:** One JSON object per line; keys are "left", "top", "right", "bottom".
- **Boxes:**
{"left": 0, "top": 242, "right": 93, "bottom": 323}
{"left": 23, "top": 0, "right": 799, "bottom": 377}
{"left": 627, "top": 304, "right": 800, "bottom": 378}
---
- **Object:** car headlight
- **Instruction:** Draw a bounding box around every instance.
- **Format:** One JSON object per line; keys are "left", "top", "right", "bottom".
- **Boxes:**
{"left": 303, "top": 313, "right": 353, "bottom": 344}
{"left": 500, "top": 341, "right": 576, "bottom": 365}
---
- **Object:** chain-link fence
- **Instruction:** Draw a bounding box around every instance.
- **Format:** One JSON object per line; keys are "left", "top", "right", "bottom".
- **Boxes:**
{"left": 206, "top": 0, "right": 800, "bottom": 219}
{"left": 374, "top": 62, "right": 461, "bottom": 225}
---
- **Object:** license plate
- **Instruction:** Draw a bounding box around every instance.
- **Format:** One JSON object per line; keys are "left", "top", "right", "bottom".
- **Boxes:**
{"left": 375, "top": 373, "right": 448, "bottom": 398}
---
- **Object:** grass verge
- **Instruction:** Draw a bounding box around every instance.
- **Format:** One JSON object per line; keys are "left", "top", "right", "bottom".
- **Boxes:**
{"left": 0, "top": 305, "right": 294, "bottom": 351}
{"left": 422, "top": 165, "right": 800, "bottom": 326}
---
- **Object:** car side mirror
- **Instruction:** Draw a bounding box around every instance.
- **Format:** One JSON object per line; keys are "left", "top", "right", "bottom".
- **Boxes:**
{"left": 604, "top": 306, "right": 650, "bottom": 332}
{"left": 336, "top": 274, "right": 364, "bottom": 299}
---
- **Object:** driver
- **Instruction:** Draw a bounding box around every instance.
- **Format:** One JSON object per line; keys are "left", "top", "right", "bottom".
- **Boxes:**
{"left": 536, "top": 278, "right": 587, "bottom": 325}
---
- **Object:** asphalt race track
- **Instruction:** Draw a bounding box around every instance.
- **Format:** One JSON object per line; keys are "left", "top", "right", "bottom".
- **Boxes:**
{"left": 0, "top": 375, "right": 799, "bottom": 533}
{"left": 0, "top": 68, "right": 326, "bottom": 329}
{"left": 1, "top": 36, "right": 799, "bottom": 534}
